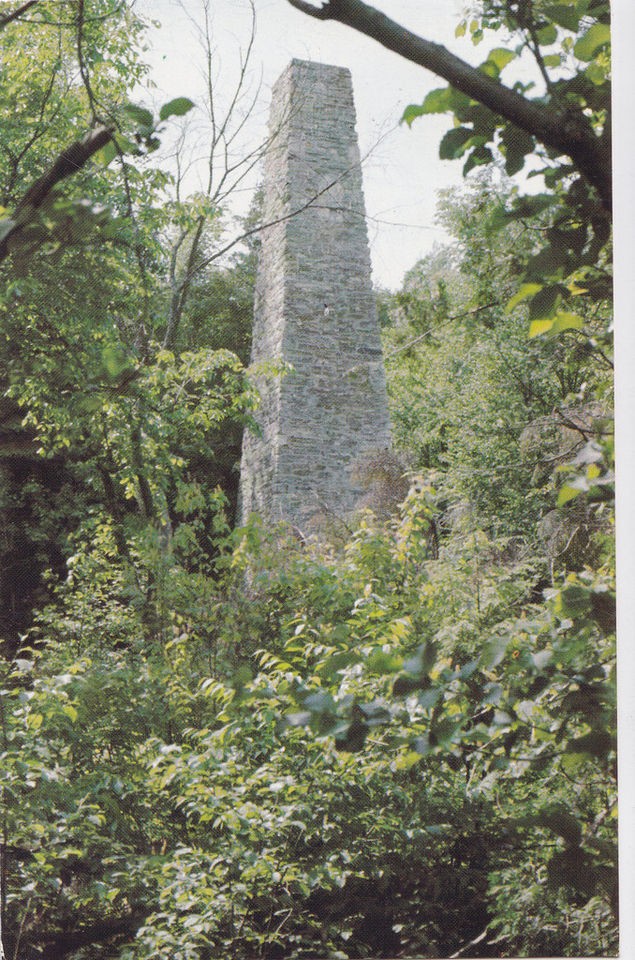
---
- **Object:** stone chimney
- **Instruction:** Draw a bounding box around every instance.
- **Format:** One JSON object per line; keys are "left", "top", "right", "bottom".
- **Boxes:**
{"left": 238, "top": 60, "right": 392, "bottom": 532}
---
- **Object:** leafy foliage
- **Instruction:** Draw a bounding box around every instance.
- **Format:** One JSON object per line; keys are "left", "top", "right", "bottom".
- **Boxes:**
{"left": 0, "top": 486, "right": 616, "bottom": 957}
{"left": 402, "top": 0, "right": 612, "bottom": 348}
{"left": 0, "top": 0, "right": 256, "bottom": 646}
{"left": 382, "top": 174, "right": 612, "bottom": 559}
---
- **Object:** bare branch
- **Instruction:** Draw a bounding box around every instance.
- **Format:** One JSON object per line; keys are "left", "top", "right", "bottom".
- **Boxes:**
{"left": 163, "top": 0, "right": 264, "bottom": 348}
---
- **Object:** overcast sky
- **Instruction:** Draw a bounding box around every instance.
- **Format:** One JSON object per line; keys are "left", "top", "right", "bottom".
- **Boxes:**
{"left": 136, "top": 1, "right": 634, "bottom": 294}
{"left": 137, "top": 0, "right": 493, "bottom": 289}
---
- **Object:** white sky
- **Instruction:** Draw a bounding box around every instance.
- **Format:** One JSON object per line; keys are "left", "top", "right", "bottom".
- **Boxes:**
{"left": 138, "top": 0, "right": 483, "bottom": 290}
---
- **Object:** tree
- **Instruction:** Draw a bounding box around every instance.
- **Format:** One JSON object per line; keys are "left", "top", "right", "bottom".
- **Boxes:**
{"left": 0, "top": 0, "right": 266, "bottom": 644}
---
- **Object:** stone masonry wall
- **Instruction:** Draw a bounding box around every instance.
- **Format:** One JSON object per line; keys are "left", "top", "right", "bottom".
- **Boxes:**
{"left": 238, "top": 59, "right": 392, "bottom": 531}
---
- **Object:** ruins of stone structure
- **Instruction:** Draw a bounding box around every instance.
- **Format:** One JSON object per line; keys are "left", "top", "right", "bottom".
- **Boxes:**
{"left": 238, "top": 59, "right": 392, "bottom": 532}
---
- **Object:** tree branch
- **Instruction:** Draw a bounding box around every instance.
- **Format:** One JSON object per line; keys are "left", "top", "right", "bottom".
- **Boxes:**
{"left": 286, "top": 0, "right": 331, "bottom": 19}
{"left": 285, "top": 0, "right": 611, "bottom": 210}
{"left": 0, "top": 0, "right": 38, "bottom": 29}
{"left": 0, "top": 125, "right": 113, "bottom": 261}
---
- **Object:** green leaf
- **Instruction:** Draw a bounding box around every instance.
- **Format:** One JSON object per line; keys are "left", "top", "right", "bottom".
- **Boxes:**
{"left": 528, "top": 284, "right": 563, "bottom": 320}
{"left": 536, "top": 23, "right": 558, "bottom": 45}
{"left": 586, "top": 60, "right": 608, "bottom": 85}
{"left": 486, "top": 47, "right": 517, "bottom": 72}
{"left": 538, "top": 807, "right": 582, "bottom": 845}
{"left": 501, "top": 125, "right": 535, "bottom": 176}
{"left": 557, "top": 583, "right": 592, "bottom": 616}
{"left": 413, "top": 733, "right": 432, "bottom": 755}
{"left": 401, "top": 103, "right": 426, "bottom": 127}
{"left": 283, "top": 711, "right": 312, "bottom": 728}
{"left": 529, "top": 319, "right": 554, "bottom": 338}
{"left": 123, "top": 103, "right": 154, "bottom": 130}
{"left": 482, "top": 682, "right": 504, "bottom": 705}
{"left": 458, "top": 658, "right": 480, "bottom": 679}
{"left": 113, "top": 132, "right": 141, "bottom": 155}
{"left": 566, "top": 730, "right": 615, "bottom": 758}
{"left": 531, "top": 649, "right": 553, "bottom": 670}
{"left": 402, "top": 86, "right": 467, "bottom": 126}
{"left": 101, "top": 345, "right": 131, "bottom": 377}
{"left": 504, "top": 193, "right": 557, "bottom": 222}
{"left": 542, "top": 53, "right": 563, "bottom": 67}
{"left": 334, "top": 718, "right": 367, "bottom": 752}
{"left": 544, "top": 4, "right": 580, "bottom": 31}
{"left": 0, "top": 218, "right": 15, "bottom": 243}
{"left": 506, "top": 282, "right": 542, "bottom": 312}
{"left": 574, "top": 23, "right": 610, "bottom": 61}
{"left": 403, "top": 641, "right": 438, "bottom": 676}
{"left": 469, "top": 104, "right": 498, "bottom": 137}
{"left": 367, "top": 650, "right": 403, "bottom": 674}
{"left": 480, "top": 635, "right": 509, "bottom": 669}
{"left": 358, "top": 700, "right": 391, "bottom": 726}
{"left": 525, "top": 243, "right": 570, "bottom": 279}
{"left": 13, "top": 658, "right": 34, "bottom": 673}
{"left": 96, "top": 139, "right": 118, "bottom": 165}
{"left": 417, "top": 687, "right": 442, "bottom": 709}
{"left": 393, "top": 674, "right": 424, "bottom": 696}
{"left": 547, "top": 847, "right": 597, "bottom": 894}
{"left": 302, "top": 690, "right": 335, "bottom": 714}
{"left": 430, "top": 717, "right": 461, "bottom": 747}
{"left": 159, "top": 97, "right": 195, "bottom": 121}
{"left": 463, "top": 144, "right": 493, "bottom": 174}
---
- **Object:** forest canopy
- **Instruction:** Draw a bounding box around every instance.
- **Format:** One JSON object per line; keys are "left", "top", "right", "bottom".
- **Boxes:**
{"left": 0, "top": 1, "right": 617, "bottom": 958}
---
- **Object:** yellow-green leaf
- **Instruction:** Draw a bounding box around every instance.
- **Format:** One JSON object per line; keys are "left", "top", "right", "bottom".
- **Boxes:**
{"left": 550, "top": 311, "right": 584, "bottom": 333}
{"left": 529, "top": 319, "right": 554, "bottom": 338}
{"left": 574, "top": 23, "right": 610, "bottom": 62}
{"left": 506, "top": 283, "right": 542, "bottom": 312}
{"left": 557, "top": 484, "right": 583, "bottom": 505}
{"left": 487, "top": 47, "right": 517, "bottom": 72}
